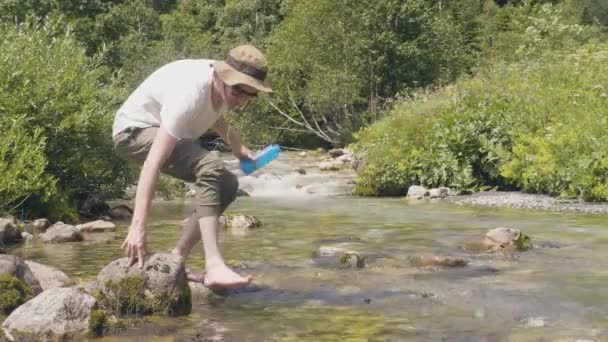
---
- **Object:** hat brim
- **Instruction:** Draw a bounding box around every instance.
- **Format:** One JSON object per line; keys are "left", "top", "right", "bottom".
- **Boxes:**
{"left": 215, "top": 61, "right": 273, "bottom": 93}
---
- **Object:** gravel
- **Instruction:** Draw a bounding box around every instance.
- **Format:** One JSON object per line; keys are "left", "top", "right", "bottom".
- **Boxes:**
{"left": 448, "top": 191, "right": 608, "bottom": 215}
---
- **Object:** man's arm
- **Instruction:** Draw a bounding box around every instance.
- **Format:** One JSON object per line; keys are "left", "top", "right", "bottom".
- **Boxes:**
{"left": 122, "top": 127, "right": 177, "bottom": 268}
{"left": 212, "top": 116, "right": 253, "bottom": 160}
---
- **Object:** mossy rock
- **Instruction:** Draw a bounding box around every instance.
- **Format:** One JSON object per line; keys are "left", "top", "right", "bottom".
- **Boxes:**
{"left": 96, "top": 275, "right": 191, "bottom": 317}
{"left": 0, "top": 274, "right": 33, "bottom": 315}
{"left": 88, "top": 307, "right": 145, "bottom": 337}
{"left": 94, "top": 253, "right": 191, "bottom": 318}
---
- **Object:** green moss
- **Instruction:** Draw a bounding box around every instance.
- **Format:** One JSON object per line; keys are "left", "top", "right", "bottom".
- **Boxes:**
{"left": 515, "top": 232, "right": 533, "bottom": 251}
{"left": 0, "top": 274, "right": 33, "bottom": 315}
{"left": 339, "top": 253, "right": 365, "bottom": 269}
{"left": 150, "top": 284, "right": 191, "bottom": 316}
{"left": 100, "top": 275, "right": 151, "bottom": 316}
{"left": 98, "top": 275, "right": 191, "bottom": 317}
{"left": 89, "top": 308, "right": 107, "bottom": 336}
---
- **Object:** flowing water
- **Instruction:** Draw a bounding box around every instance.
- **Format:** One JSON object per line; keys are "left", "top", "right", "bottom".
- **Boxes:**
{"left": 9, "top": 152, "right": 608, "bottom": 341}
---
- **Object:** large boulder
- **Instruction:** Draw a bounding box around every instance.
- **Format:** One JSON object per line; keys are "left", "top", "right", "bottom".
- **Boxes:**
{"left": 24, "top": 261, "right": 74, "bottom": 291}
{"left": 0, "top": 255, "right": 42, "bottom": 295}
{"left": 94, "top": 253, "right": 191, "bottom": 317}
{"left": 0, "top": 218, "right": 21, "bottom": 245}
{"left": 40, "top": 223, "right": 83, "bottom": 243}
{"left": 75, "top": 220, "right": 116, "bottom": 233}
{"left": 1, "top": 287, "right": 98, "bottom": 341}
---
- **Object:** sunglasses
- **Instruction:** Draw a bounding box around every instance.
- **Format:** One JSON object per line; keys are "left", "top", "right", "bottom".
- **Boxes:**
{"left": 231, "top": 84, "right": 258, "bottom": 98}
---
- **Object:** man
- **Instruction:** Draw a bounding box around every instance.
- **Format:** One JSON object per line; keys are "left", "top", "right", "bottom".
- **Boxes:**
{"left": 112, "top": 45, "right": 272, "bottom": 289}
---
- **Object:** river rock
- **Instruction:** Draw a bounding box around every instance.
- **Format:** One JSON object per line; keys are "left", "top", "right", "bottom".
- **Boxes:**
{"left": 76, "top": 220, "right": 116, "bottom": 233}
{"left": 31, "top": 218, "right": 52, "bottom": 233}
{"left": 328, "top": 148, "right": 344, "bottom": 158}
{"left": 407, "top": 185, "right": 429, "bottom": 199}
{"left": 409, "top": 255, "right": 468, "bottom": 268}
{"left": 0, "top": 255, "right": 43, "bottom": 295}
{"left": 40, "top": 223, "right": 83, "bottom": 243}
{"left": 482, "top": 227, "right": 532, "bottom": 252}
{"left": 319, "top": 160, "right": 344, "bottom": 171}
{"left": 25, "top": 261, "right": 74, "bottom": 290}
{"left": 94, "top": 253, "right": 191, "bottom": 316}
{"left": 108, "top": 204, "right": 133, "bottom": 221}
{"left": 219, "top": 215, "right": 261, "bottom": 231}
{"left": 298, "top": 151, "right": 307, "bottom": 157}
{"left": 1, "top": 287, "right": 97, "bottom": 341}
{"left": 429, "top": 187, "right": 450, "bottom": 199}
{"left": 295, "top": 168, "right": 307, "bottom": 175}
{"left": 0, "top": 218, "right": 21, "bottom": 245}
{"left": 20, "top": 232, "right": 33, "bottom": 242}
{"left": 316, "top": 246, "right": 365, "bottom": 269}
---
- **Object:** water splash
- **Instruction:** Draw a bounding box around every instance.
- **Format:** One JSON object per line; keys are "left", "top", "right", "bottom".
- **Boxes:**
{"left": 223, "top": 151, "right": 355, "bottom": 197}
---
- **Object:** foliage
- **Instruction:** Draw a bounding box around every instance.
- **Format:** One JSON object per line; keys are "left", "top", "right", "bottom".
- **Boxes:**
{"left": 259, "top": 0, "right": 476, "bottom": 145}
{"left": 353, "top": 42, "right": 608, "bottom": 198}
{"left": 0, "top": 19, "right": 130, "bottom": 220}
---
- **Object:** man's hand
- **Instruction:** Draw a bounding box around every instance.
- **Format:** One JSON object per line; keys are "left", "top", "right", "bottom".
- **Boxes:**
{"left": 234, "top": 145, "right": 255, "bottom": 161}
{"left": 121, "top": 225, "right": 149, "bottom": 268}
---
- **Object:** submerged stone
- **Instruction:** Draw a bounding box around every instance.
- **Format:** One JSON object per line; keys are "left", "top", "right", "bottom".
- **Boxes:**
{"left": 483, "top": 227, "right": 532, "bottom": 252}
{"left": 409, "top": 255, "right": 468, "bottom": 268}
{"left": 316, "top": 246, "right": 365, "bottom": 269}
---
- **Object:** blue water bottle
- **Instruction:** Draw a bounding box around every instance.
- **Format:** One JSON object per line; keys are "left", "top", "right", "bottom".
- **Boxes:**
{"left": 240, "top": 144, "right": 281, "bottom": 175}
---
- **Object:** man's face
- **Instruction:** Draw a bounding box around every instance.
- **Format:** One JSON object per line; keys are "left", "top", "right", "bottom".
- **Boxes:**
{"left": 223, "top": 83, "right": 258, "bottom": 109}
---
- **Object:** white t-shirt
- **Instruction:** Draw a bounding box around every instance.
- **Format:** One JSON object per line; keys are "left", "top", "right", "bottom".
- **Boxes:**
{"left": 112, "top": 59, "right": 227, "bottom": 140}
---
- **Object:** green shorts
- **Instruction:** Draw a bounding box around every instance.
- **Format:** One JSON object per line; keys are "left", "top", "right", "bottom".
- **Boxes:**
{"left": 113, "top": 126, "right": 238, "bottom": 217}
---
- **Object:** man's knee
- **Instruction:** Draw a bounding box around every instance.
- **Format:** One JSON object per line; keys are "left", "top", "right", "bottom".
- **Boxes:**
{"left": 218, "top": 171, "right": 239, "bottom": 213}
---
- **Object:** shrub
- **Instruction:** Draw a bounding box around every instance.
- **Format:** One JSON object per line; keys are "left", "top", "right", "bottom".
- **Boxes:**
{"left": 353, "top": 43, "right": 608, "bottom": 199}
{"left": 0, "top": 19, "right": 131, "bottom": 220}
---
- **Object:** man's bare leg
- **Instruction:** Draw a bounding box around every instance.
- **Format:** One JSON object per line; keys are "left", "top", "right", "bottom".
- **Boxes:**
{"left": 172, "top": 215, "right": 251, "bottom": 288}
{"left": 172, "top": 216, "right": 204, "bottom": 282}
{"left": 198, "top": 215, "right": 252, "bottom": 288}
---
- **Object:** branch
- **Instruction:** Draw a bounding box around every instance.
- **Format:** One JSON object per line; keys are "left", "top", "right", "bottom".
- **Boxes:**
{"left": 268, "top": 100, "right": 306, "bottom": 127}
{"left": 269, "top": 126, "right": 309, "bottom": 133}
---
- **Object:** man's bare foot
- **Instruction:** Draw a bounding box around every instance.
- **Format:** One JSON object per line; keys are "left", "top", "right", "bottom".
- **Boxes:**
{"left": 204, "top": 264, "right": 252, "bottom": 289}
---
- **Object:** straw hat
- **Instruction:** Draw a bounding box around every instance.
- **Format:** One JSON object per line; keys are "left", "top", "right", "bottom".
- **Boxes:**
{"left": 214, "top": 45, "right": 272, "bottom": 93}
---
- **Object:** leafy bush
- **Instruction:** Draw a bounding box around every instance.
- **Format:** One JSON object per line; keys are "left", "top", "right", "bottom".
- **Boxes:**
{"left": 0, "top": 19, "right": 131, "bottom": 220}
{"left": 353, "top": 42, "right": 608, "bottom": 199}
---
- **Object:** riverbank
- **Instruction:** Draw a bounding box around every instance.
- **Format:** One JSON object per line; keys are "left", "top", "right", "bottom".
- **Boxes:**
{"left": 449, "top": 191, "right": 608, "bottom": 215}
